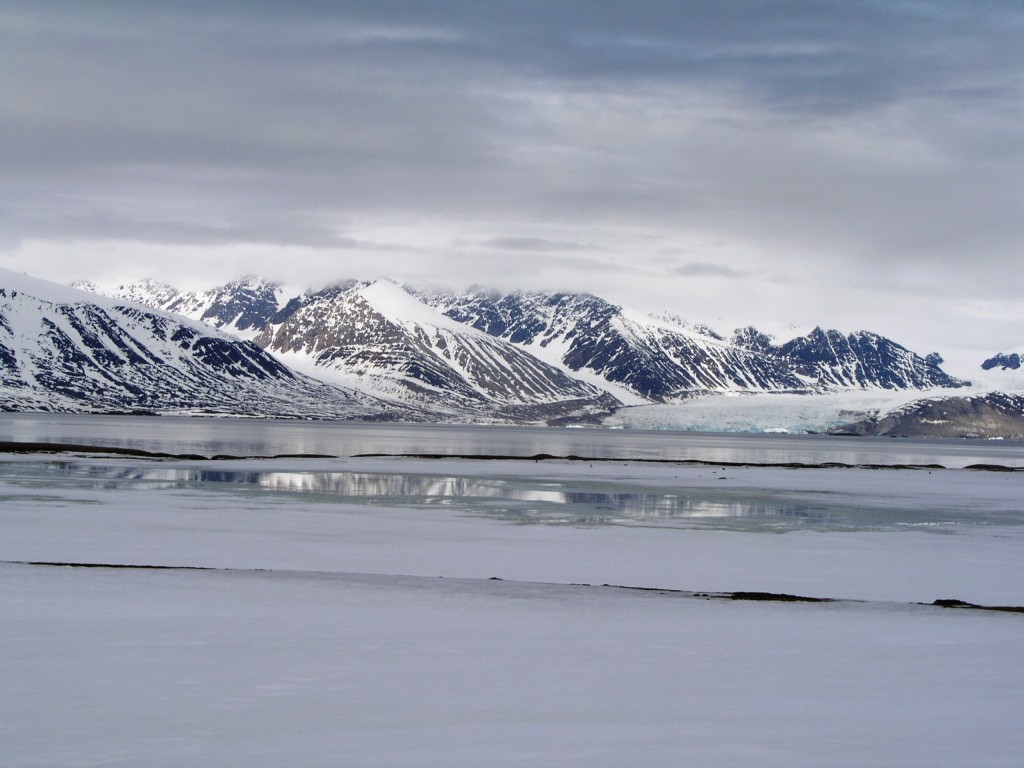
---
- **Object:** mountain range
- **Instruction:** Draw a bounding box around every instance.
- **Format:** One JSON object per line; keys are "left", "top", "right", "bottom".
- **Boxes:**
{"left": 1, "top": 269, "right": 414, "bottom": 420}
{"left": 5, "top": 268, "right": 1019, "bottom": 436}
{"left": 73, "top": 275, "right": 966, "bottom": 407}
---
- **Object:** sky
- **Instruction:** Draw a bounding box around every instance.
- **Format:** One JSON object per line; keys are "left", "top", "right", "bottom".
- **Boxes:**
{"left": 2, "top": 1, "right": 1022, "bottom": 372}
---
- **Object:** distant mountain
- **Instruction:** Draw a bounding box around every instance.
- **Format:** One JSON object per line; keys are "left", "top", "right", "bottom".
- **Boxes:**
{"left": 831, "top": 392, "right": 1024, "bottom": 440}
{"left": 982, "top": 352, "right": 1022, "bottom": 371}
{"left": 252, "top": 280, "right": 620, "bottom": 421}
{"left": 73, "top": 278, "right": 182, "bottom": 310}
{"left": 770, "top": 327, "right": 964, "bottom": 390}
{"left": 1, "top": 269, "right": 412, "bottom": 420}
{"left": 420, "top": 289, "right": 809, "bottom": 401}
{"left": 81, "top": 275, "right": 302, "bottom": 338}
{"left": 68, "top": 274, "right": 971, "bottom": 422}
{"left": 973, "top": 348, "right": 1024, "bottom": 399}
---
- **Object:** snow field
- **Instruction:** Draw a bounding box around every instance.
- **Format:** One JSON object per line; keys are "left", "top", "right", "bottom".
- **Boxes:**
{"left": 3, "top": 563, "right": 1021, "bottom": 768}
{"left": 1, "top": 454, "right": 1022, "bottom": 766}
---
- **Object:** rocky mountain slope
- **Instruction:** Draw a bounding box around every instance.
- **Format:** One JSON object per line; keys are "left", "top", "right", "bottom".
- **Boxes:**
{"left": 831, "top": 392, "right": 1024, "bottom": 440}
{"left": 74, "top": 276, "right": 302, "bottom": 338}
{"left": 739, "top": 326, "right": 962, "bottom": 390}
{"left": 77, "top": 276, "right": 970, "bottom": 412}
{"left": 424, "top": 290, "right": 966, "bottom": 399}
{"left": 2, "top": 270, "right": 412, "bottom": 419}
{"left": 252, "top": 280, "right": 620, "bottom": 421}
{"left": 420, "top": 290, "right": 807, "bottom": 401}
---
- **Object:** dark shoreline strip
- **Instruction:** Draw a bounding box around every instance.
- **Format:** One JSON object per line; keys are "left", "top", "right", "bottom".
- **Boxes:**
{"left": 2, "top": 441, "right": 1021, "bottom": 471}
{"left": 0, "top": 440, "right": 210, "bottom": 460}
{"left": 19, "top": 561, "right": 215, "bottom": 571}
{"left": 925, "top": 598, "right": 1024, "bottom": 614}
{"left": 0, "top": 441, "right": 338, "bottom": 462}
{"left": 353, "top": 452, "right": 971, "bottom": 471}
{"left": 728, "top": 590, "right": 834, "bottom": 603}
{"left": 597, "top": 584, "right": 834, "bottom": 603}
{"left": 7, "top": 561, "right": 1021, "bottom": 614}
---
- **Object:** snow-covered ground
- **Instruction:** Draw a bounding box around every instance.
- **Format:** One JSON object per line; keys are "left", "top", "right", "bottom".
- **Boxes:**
{"left": 2, "top": 454, "right": 1022, "bottom": 767}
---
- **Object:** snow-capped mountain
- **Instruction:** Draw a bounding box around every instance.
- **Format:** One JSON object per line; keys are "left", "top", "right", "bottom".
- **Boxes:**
{"left": 422, "top": 289, "right": 968, "bottom": 399}
{"left": 729, "top": 325, "right": 967, "bottom": 389}
{"left": 420, "top": 289, "right": 809, "bottom": 401}
{"left": 81, "top": 276, "right": 303, "bottom": 339}
{"left": 768, "top": 327, "right": 963, "bottom": 390}
{"left": 253, "top": 280, "right": 620, "bottom": 421}
{"left": 1, "top": 269, "right": 411, "bottom": 419}
{"left": 974, "top": 347, "right": 1024, "bottom": 394}
{"left": 72, "top": 278, "right": 182, "bottom": 310}
{"left": 67, "top": 274, "right": 970, "bottom": 422}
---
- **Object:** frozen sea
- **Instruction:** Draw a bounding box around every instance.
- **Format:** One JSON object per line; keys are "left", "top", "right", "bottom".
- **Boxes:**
{"left": 1, "top": 416, "right": 1022, "bottom": 767}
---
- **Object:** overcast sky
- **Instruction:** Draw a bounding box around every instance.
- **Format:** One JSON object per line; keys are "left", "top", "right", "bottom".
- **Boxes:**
{"left": 2, "top": 1, "right": 1022, "bottom": 370}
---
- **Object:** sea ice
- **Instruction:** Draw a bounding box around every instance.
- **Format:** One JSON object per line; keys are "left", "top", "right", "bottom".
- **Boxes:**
{"left": 1, "top": 454, "right": 1021, "bottom": 767}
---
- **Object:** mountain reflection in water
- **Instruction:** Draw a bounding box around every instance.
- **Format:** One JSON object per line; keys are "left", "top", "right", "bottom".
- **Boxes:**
{"left": 25, "top": 463, "right": 843, "bottom": 530}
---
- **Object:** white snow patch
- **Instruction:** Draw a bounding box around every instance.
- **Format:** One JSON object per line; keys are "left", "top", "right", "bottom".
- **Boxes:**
{"left": 357, "top": 280, "right": 472, "bottom": 334}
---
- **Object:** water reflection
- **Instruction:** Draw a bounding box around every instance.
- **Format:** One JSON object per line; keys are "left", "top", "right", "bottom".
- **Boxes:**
{"left": 5, "top": 462, "right": 888, "bottom": 531}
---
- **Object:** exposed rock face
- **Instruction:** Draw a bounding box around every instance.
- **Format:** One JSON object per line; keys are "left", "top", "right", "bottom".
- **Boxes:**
{"left": 775, "top": 328, "right": 967, "bottom": 390}
{"left": 731, "top": 326, "right": 777, "bottom": 355}
{"left": 831, "top": 393, "right": 1024, "bottom": 439}
{"left": 982, "top": 352, "right": 1022, "bottom": 371}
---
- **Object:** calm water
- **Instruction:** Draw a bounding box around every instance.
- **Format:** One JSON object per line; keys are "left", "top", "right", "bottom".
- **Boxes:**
{"left": 1, "top": 412, "right": 1023, "bottom": 468}
{"left": 5, "top": 459, "right": 1017, "bottom": 533}
{"left": 2, "top": 414, "right": 1021, "bottom": 533}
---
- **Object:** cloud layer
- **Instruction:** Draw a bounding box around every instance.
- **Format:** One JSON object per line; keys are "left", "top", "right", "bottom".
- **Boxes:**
{"left": 3, "top": 1, "right": 1022, "bottom": 369}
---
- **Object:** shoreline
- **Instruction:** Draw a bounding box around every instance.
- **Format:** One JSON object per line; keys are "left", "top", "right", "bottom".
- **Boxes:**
{"left": 2, "top": 440, "right": 1022, "bottom": 471}
{"left": 5, "top": 560, "right": 1022, "bottom": 614}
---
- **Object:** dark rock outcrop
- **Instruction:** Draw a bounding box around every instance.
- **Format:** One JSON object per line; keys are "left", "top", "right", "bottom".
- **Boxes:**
{"left": 982, "top": 352, "right": 1022, "bottom": 371}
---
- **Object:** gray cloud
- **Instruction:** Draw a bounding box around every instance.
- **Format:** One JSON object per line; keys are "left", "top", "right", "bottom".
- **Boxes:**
{"left": 672, "top": 262, "right": 745, "bottom": 279}
{"left": 481, "top": 237, "right": 589, "bottom": 252}
{"left": 2, "top": 0, "right": 1023, "bottom": 368}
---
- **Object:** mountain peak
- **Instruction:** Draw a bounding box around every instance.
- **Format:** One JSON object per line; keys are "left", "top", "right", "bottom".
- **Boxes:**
{"left": 57, "top": 271, "right": 971, "bottom": 418}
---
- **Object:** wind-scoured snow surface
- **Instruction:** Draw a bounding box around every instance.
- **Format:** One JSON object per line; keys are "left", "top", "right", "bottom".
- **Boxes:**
{"left": 0, "top": 268, "right": 410, "bottom": 419}
{"left": 2, "top": 453, "right": 1022, "bottom": 767}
